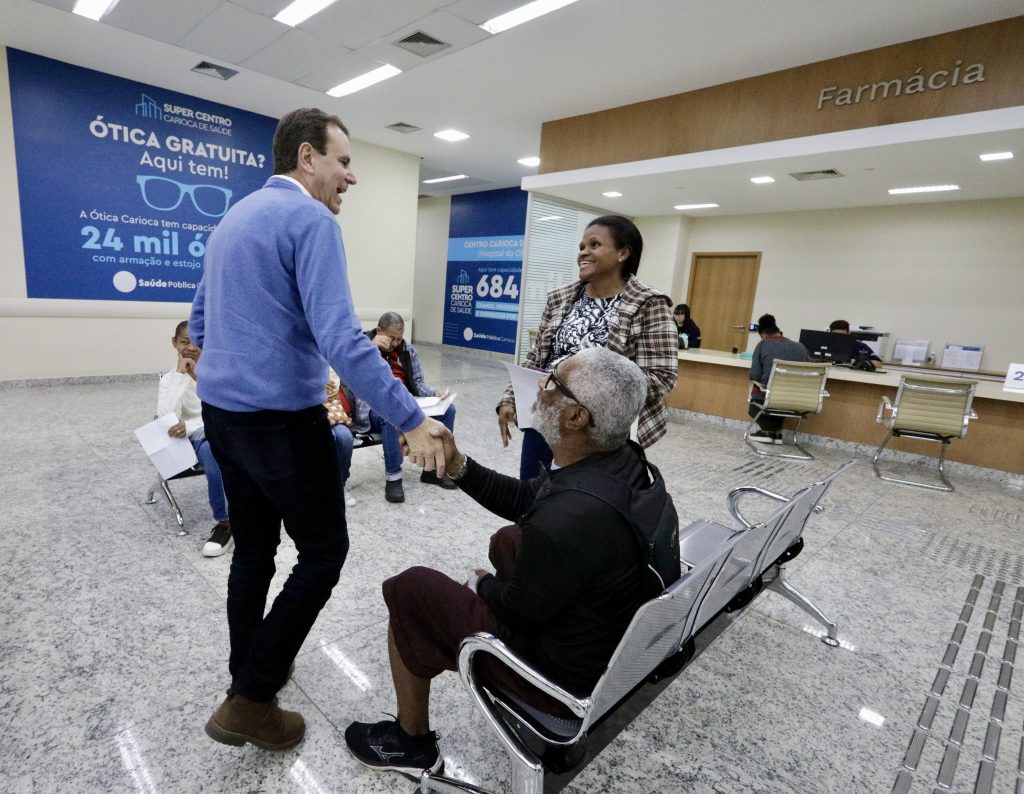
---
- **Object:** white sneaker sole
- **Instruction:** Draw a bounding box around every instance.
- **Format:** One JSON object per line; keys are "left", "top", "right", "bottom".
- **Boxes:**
{"left": 203, "top": 537, "right": 233, "bottom": 558}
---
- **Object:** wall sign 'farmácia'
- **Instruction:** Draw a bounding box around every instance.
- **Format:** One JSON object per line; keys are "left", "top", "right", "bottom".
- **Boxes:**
{"left": 817, "top": 61, "right": 986, "bottom": 110}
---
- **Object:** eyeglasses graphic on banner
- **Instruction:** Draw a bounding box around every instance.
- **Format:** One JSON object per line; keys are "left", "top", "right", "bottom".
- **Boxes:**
{"left": 136, "top": 175, "right": 233, "bottom": 218}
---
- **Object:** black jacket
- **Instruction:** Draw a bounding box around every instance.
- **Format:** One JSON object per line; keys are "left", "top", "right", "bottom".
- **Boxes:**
{"left": 465, "top": 443, "right": 658, "bottom": 695}
{"left": 363, "top": 328, "right": 416, "bottom": 397}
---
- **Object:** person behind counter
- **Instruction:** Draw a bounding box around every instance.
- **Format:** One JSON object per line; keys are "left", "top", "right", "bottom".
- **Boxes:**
{"left": 828, "top": 320, "right": 881, "bottom": 362}
{"left": 747, "top": 313, "right": 809, "bottom": 444}
{"left": 673, "top": 304, "right": 702, "bottom": 350}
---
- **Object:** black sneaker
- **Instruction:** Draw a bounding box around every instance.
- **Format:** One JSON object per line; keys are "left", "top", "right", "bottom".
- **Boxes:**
{"left": 344, "top": 716, "right": 443, "bottom": 774}
{"left": 749, "top": 430, "right": 776, "bottom": 444}
{"left": 202, "top": 523, "right": 232, "bottom": 557}
{"left": 420, "top": 471, "right": 457, "bottom": 490}
{"left": 384, "top": 479, "right": 405, "bottom": 503}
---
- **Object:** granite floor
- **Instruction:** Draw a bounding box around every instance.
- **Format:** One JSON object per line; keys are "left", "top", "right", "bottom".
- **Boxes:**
{"left": 2, "top": 346, "right": 1023, "bottom": 794}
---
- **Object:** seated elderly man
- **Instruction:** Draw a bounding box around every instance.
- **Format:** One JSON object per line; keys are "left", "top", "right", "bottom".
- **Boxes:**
{"left": 364, "top": 311, "right": 457, "bottom": 503}
{"left": 344, "top": 347, "right": 679, "bottom": 776}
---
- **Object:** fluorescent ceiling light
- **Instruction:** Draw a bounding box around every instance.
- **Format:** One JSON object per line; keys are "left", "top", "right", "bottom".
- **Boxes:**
{"left": 517, "top": 156, "right": 541, "bottom": 167}
{"left": 602, "top": 191, "right": 623, "bottom": 198}
{"left": 422, "top": 174, "right": 468, "bottom": 184}
{"left": 326, "top": 64, "right": 401, "bottom": 98}
{"left": 674, "top": 203, "right": 719, "bottom": 210}
{"left": 72, "top": 0, "right": 119, "bottom": 20}
{"left": 750, "top": 176, "right": 775, "bottom": 184}
{"left": 274, "top": 0, "right": 339, "bottom": 27}
{"left": 481, "top": 0, "right": 579, "bottom": 34}
{"left": 888, "top": 184, "right": 960, "bottom": 195}
{"left": 979, "top": 151, "right": 1013, "bottom": 161}
{"left": 434, "top": 129, "right": 470, "bottom": 142}
{"left": 537, "top": 215, "right": 562, "bottom": 222}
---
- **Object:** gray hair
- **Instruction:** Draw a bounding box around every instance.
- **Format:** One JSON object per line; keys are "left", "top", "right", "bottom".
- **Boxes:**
{"left": 377, "top": 311, "right": 405, "bottom": 331}
{"left": 563, "top": 347, "right": 646, "bottom": 449}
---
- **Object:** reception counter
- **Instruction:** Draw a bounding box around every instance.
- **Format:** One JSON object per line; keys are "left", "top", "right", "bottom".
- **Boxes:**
{"left": 665, "top": 349, "right": 1024, "bottom": 475}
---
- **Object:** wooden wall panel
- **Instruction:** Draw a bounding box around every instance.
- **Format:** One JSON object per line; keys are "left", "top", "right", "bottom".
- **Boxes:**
{"left": 540, "top": 16, "right": 1024, "bottom": 173}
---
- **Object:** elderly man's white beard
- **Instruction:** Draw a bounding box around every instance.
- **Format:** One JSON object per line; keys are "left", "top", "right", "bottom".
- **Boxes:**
{"left": 531, "top": 399, "right": 563, "bottom": 447}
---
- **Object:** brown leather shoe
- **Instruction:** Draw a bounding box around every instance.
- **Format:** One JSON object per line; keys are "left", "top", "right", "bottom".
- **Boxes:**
{"left": 205, "top": 694, "right": 305, "bottom": 751}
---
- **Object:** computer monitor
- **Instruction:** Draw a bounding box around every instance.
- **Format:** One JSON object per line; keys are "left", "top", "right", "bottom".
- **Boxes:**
{"left": 798, "top": 329, "right": 854, "bottom": 363}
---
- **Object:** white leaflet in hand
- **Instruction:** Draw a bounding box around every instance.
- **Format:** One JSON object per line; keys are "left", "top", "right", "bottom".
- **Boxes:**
{"left": 503, "top": 363, "right": 544, "bottom": 430}
{"left": 420, "top": 393, "right": 456, "bottom": 417}
{"left": 415, "top": 395, "right": 441, "bottom": 409}
{"left": 134, "top": 413, "right": 198, "bottom": 479}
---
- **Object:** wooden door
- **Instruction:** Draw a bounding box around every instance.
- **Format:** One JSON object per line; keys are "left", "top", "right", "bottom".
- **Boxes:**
{"left": 686, "top": 252, "right": 761, "bottom": 352}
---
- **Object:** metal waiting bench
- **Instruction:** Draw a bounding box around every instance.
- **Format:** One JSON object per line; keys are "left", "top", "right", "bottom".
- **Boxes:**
{"left": 420, "top": 461, "right": 855, "bottom": 794}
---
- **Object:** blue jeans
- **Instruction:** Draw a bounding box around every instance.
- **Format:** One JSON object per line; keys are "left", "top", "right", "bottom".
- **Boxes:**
{"left": 331, "top": 423, "right": 354, "bottom": 484}
{"left": 519, "top": 428, "right": 553, "bottom": 480}
{"left": 189, "top": 427, "right": 228, "bottom": 523}
{"left": 369, "top": 404, "right": 456, "bottom": 477}
{"left": 201, "top": 402, "right": 349, "bottom": 701}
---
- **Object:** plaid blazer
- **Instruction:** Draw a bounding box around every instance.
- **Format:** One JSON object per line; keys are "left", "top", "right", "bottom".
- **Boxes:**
{"left": 499, "top": 277, "right": 678, "bottom": 447}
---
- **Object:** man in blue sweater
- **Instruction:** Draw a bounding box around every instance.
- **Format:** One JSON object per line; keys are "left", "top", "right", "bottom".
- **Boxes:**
{"left": 191, "top": 108, "right": 446, "bottom": 751}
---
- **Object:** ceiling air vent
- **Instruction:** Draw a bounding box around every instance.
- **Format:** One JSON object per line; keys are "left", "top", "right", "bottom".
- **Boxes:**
{"left": 789, "top": 169, "right": 844, "bottom": 181}
{"left": 386, "top": 122, "right": 422, "bottom": 134}
{"left": 394, "top": 31, "right": 451, "bottom": 58}
{"left": 191, "top": 61, "right": 238, "bottom": 81}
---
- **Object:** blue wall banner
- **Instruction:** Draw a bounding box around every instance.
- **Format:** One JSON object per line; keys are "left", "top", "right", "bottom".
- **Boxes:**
{"left": 442, "top": 188, "right": 527, "bottom": 353}
{"left": 6, "top": 48, "right": 276, "bottom": 302}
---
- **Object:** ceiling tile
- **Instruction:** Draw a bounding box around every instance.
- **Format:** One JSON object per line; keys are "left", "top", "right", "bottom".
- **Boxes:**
{"left": 176, "top": 3, "right": 287, "bottom": 65}
{"left": 446, "top": 0, "right": 525, "bottom": 26}
{"left": 294, "top": 51, "right": 383, "bottom": 92}
{"left": 228, "top": 0, "right": 287, "bottom": 15}
{"left": 297, "top": 0, "right": 448, "bottom": 50}
{"left": 359, "top": 9, "right": 491, "bottom": 71}
{"left": 30, "top": 0, "right": 75, "bottom": 11}
{"left": 242, "top": 27, "right": 351, "bottom": 82}
{"left": 103, "top": 0, "right": 223, "bottom": 45}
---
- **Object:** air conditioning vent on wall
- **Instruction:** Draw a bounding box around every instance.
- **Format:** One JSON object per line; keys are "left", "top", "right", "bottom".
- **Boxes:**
{"left": 394, "top": 31, "right": 451, "bottom": 57}
{"left": 789, "top": 169, "right": 844, "bottom": 181}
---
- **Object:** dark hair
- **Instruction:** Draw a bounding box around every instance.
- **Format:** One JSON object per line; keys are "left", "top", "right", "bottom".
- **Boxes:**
{"left": 757, "top": 313, "right": 780, "bottom": 334}
{"left": 587, "top": 215, "right": 643, "bottom": 278}
{"left": 829, "top": 319, "right": 850, "bottom": 332}
{"left": 273, "top": 108, "right": 349, "bottom": 175}
{"left": 174, "top": 320, "right": 190, "bottom": 338}
{"left": 673, "top": 304, "right": 690, "bottom": 320}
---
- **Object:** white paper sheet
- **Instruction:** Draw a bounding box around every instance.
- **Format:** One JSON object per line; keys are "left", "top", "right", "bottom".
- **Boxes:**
{"left": 941, "top": 344, "right": 983, "bottom": 371}
{"left": 504, "top": 363, "right": 546, "bottom": 430}
{"left": 417, "top": 393, "right": 456, "bottom": 417}
{"left": 893, "top": 339, "right": 929, "bottom": 365}
{"left": 134, "top": 413, "right": 198, "bottom": 479}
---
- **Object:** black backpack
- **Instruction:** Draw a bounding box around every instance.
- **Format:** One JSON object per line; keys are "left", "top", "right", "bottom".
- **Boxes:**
{"left": 552, "top": 442, "right": 681, "bottom": 595}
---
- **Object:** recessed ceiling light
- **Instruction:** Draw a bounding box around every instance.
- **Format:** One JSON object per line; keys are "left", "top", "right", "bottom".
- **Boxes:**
{"left": 674, "top": 203, "right": 719, "bottom": 210}
{"left": 517, "top": 156, "right": 541, "bottom": 167}
{"left": 481, "top": 0, "right": 580, "bottom": 35}
{"left": 750, "top": 176, "right": 775, "bottom": 184}
{"left": 422, "top": 174, "right": 468, "bottom": 184}
{"left": 979, "top": 151, "right": 1014, "bottom": 161}
{"left": 327, "top": 64, "right": 401, "bottom": 97}
{"left": 274, "top": 0, "right": 340, "bottom": 27}
{"left": 602, "top": 191, "right": 623, "bottom": 198}
{"left": 537, "top": 215, "right": 562, "bottom": 221}
{"left": 434, "top": 129, "right": 470, "bottom": 142}
{"left": 72, "top": 0, "right": 118, "bottom": 20}
{"left": 888, "top": 185, "right": 960, "bottom": 195}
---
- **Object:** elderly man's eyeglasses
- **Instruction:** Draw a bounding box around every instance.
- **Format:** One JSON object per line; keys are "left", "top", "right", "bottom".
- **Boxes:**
{"left": 541, "top": 369, "right": 596, "bottom": 427}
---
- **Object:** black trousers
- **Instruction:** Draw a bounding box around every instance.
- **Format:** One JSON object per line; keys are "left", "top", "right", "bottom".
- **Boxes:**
{"left": 748, "top": 401, "right": 784, "bottom": 432}
{"left": 201, "top": 402, "right": 349, "bottom": 701}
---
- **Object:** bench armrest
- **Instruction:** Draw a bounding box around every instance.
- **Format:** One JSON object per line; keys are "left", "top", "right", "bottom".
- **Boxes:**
{"left": 457, "top": 633, "right": 590, "bottom": 719}
{"left": 726, "top": 486, "right": 789, "bottom": 529}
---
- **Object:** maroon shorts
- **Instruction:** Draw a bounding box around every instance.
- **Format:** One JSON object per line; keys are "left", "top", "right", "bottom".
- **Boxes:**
{"left": 382, "top": 525, "right": 575, "bottom": 718}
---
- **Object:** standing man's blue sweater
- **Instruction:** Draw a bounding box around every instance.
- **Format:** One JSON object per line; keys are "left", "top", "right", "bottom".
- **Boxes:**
{"left": 190, "top": 177, "right": 422, "bottom": 433}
